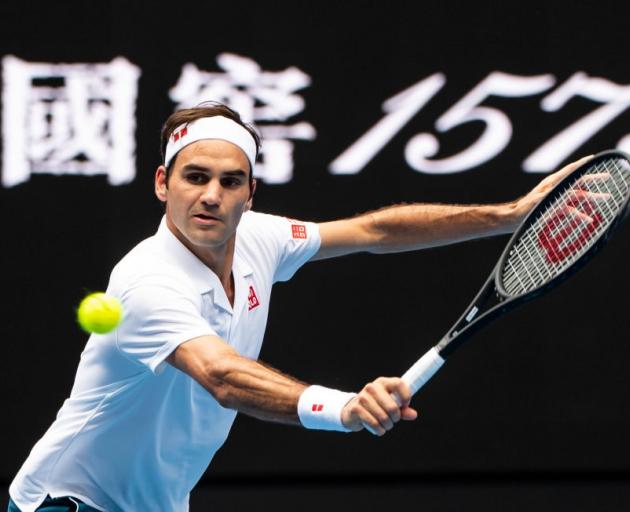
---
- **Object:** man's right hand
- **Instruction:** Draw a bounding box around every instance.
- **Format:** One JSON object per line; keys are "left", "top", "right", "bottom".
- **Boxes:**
{"left": 341, "top": 377, "right": 418, "bottom": 436}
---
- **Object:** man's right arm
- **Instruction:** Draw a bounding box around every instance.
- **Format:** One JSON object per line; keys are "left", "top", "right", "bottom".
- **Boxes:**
{"left": 166, "top": 336, "right": 417, "bottom": 435}
{"left": 167, "top": 335, "right": 306, "bottom": 424}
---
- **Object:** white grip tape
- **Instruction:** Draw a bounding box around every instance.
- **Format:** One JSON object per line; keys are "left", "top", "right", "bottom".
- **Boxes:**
{"left": 401, "top": 347, "right": 445, "bottom": 396}
{"left": 297, "top": 385, "right": 357, "bottom": 432}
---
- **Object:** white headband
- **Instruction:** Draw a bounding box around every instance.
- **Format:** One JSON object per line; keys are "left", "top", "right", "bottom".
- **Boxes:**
{"left": 164, "top": 116, "right": 257, "bottom": 171}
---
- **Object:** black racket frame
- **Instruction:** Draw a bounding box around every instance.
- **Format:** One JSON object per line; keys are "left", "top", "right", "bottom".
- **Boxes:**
{"left": 436, "top": 149, "right": 630, "bottom": 358}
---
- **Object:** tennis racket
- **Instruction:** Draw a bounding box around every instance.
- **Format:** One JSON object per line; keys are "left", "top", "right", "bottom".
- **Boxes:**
{"left": 400, "top": 149, "right": 630, "bottom": 398}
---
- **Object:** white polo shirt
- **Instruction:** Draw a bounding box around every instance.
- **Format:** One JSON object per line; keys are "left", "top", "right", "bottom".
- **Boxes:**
{"left": 10, "top": 212, "right": 320, "bottom": 512}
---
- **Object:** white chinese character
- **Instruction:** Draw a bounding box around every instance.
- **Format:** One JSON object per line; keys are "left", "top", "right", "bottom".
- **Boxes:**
{"left": 2, "top": 55, "right": 141, "bottom": 187}
{"left": 169, "top": 53, "right": 315, "bottom": 184}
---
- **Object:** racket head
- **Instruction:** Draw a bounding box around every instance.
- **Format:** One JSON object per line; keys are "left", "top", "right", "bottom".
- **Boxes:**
{"left": 496, "top": 150, "right": 630, "bottom": 299}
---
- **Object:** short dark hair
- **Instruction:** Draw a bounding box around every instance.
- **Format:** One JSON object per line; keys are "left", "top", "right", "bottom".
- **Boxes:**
{"left": 160, "top": 101, "right": 261, "bottom": 181}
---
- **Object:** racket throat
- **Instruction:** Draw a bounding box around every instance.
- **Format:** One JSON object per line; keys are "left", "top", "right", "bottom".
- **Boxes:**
{"left": 437, "top": 273, "right": 509, "bottom": 358}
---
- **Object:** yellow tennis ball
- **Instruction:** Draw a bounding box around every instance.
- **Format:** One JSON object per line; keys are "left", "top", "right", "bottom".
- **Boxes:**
{"left": 77, "top": 292, "right": 123, "bottom": 334}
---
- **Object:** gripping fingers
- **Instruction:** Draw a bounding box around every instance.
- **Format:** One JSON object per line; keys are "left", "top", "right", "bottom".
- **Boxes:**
{"left": 343, "top": 396, "right": 383, "bottom": 436}
{"left": 357, "top": 378, "right": 412, "bottom": 436}
{"left": 366, "top": 384, "right": 400, "bottom": 427}
{"left": 342, "top": 378, "right": 415, "bottom": 436}
{"left": 355, "top": 393, "right": 391, "bottom": 435}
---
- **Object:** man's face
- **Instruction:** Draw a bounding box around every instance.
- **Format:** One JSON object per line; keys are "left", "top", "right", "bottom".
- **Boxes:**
{"left": 155, "top": 139, "right": 255, "bottom": 259}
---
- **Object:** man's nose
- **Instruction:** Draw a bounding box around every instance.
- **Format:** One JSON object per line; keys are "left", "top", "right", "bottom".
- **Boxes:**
{"left": 200, "top": 180, "right": 222, "bottom": 205}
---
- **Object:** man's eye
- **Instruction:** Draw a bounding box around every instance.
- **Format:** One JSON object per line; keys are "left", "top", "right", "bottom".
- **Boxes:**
{"left": 222, "top": 178, "right": 241, "bottom": 187}
{"left": 187, "top": 174, "right": 206, "bottom": 184}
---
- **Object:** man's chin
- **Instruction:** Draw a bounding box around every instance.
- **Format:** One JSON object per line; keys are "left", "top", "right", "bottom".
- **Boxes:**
{"left": 190, "top": 235, "right": 227, "bottom": 248}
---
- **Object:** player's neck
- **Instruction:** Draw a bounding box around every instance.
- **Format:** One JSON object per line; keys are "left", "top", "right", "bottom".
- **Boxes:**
{"left": 165, "top": 219, "right": 237, "bottom": 305}
{"left": 191, "top": 239, "right": 236, "bottom": 302}
{"left": 199, "top": 241, "right": 236, "bottom": 300}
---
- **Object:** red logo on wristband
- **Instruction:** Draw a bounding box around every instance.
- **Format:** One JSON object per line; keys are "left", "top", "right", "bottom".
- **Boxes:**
{"left": 312, "top": 404, "right": 324, "bottom": 412}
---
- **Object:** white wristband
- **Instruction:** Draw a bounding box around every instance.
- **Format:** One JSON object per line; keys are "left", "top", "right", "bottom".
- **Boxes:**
{"left": 297, "top": 385, "right": 356, "bottom": 432}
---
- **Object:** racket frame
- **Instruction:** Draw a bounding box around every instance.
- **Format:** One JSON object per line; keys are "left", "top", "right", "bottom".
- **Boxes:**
{"left": 436, "top": 149, "right": 630, "bottom": 359}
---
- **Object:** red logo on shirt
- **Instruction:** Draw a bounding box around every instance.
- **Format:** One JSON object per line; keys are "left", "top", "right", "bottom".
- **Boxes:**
{"left": 311, "top": 404, "right": 324, "bottom": 412}
{"left": 291, "top": 224, "right": 307, "bottom": 239}
{"left": 172, "top": 126, "right": 188, "bottom": 142}
{"left": 248, "top": 285, "right": 260, "bottom": 310}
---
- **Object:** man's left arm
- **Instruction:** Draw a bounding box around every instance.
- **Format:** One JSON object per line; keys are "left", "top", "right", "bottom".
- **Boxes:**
{"left": 313, "top": 155, "right": 593, "bottom": 261}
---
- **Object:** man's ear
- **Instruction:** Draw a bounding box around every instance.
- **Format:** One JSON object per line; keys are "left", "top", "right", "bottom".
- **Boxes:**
{"left": 155, "top": 166, "right": 168, "bottom": 202}
{"left": 245, "top": 178, "right": 257, "bottom": 211}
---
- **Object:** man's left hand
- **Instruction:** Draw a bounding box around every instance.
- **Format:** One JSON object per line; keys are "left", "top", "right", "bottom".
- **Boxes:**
{"left": 508, "top": 155, "right": 595, "bottom": 229}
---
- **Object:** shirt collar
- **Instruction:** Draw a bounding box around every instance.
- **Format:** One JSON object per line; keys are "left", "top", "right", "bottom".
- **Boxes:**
{"left": 155, "top": 216, "right": 253, "bottom": 297}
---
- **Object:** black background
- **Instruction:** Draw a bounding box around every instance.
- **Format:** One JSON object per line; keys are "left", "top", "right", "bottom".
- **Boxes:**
{"left": 1, "top": 1, "right": 630, "bottom": 509}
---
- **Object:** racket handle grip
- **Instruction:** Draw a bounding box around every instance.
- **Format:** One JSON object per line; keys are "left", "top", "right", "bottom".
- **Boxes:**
{"left": 401, "top": 347, "right": 445, "bottom": 397}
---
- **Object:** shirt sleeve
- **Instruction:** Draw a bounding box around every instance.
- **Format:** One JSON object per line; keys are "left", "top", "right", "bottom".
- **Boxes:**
{"left": 239, "top": 212, "right": 321, "bottom": 283}
{"left": 114, "top": 272, "right": 216, "bottom": 375}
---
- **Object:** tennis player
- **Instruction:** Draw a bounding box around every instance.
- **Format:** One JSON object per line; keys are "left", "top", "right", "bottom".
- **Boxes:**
{"left": 8, "top": 102, "right": 591, "bottom": 512}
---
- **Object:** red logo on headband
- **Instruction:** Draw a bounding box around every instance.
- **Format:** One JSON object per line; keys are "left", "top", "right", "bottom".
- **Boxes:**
{"left": 172, "top": 126, "right": 188, "bottom": 142}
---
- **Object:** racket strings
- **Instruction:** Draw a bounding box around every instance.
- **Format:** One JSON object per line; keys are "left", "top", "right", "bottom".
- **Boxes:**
{"left": 514, "top": 159, "right": 628, "bottom": 279}
{"left": 501, "top": 157, "right": 630, "bottom": 296}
